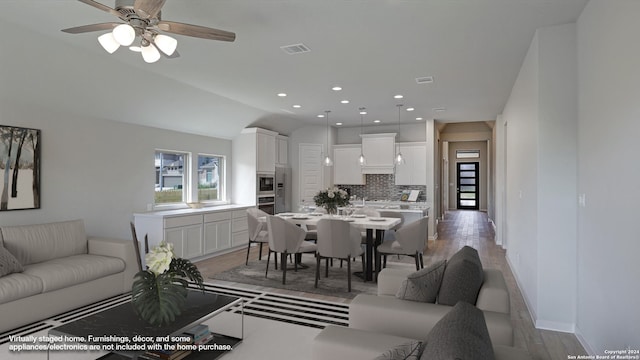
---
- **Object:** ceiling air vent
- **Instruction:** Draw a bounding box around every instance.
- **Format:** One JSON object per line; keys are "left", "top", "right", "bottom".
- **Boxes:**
{"left": 415, "top": 76, "right": 434, "bottom": 84}
{"left": 280, "top": 43, "right": 311, "bottom": 55}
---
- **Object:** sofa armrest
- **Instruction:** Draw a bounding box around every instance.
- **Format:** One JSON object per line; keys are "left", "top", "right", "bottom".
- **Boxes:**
{"left": 476, "top": 268, "right": 510, "bottom": 314}
{"left": 377, "top": 266, "right": 415, "bottom": 296}
{"left": 88, "top": 237, "right": 137, "bottom": 292}
{"left": 349, "top": 294, "right": 514, "bottom": 346}
{"left": 313, "top": 325, "right": 417, "bottom": 360}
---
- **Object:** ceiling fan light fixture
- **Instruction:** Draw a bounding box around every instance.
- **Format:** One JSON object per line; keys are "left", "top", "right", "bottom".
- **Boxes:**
{"left": 112, "top": 24, "right": 136, "bottom": 46}
{"left": 141, "top": 43, "right": 161, "bottom": 63}
{"left": 98, "top": 33, "right": 120, "bottom": 54}
{"left": 154, "top": 34, "right": 177, "bottom": 56}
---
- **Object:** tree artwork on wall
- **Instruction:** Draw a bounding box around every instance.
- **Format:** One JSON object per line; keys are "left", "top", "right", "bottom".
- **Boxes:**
{"left": 0, "top": 125, "right": 41, "bottom": 211}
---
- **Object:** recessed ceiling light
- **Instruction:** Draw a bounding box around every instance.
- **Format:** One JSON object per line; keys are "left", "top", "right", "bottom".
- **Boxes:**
{"left": 374, "top": 120, "right": 381, "bottom": 123}
{"left": 340, "top": 100, "right": 350, "bottom": 104}
{"left": 433, "top": 107, "right": 446, "bottom": 112}
{"left": 332, "top": 86, "right": 342, "bottom": 91}
{"left": 394, "top": 94, "right": 404, "bottom": 99}
{"left": 336, "top": 122, "right": 343, "bottom": 126}
{"left": 359, "top": 111, "right": 367, "bottom": 115}
{"left": 406, "top": 107, "right": 415, "bottom": 112}
{"left": 277, "top": 93, "right": 287, "bottom": 97}
{"left": 317, "top": 114, "right": 325, "bottom": 118}
{"left": 292, "top": 104, "right": 301, "bottom": 108}
{"left": 415, "top": 117, "right": 423, "bottom": 121}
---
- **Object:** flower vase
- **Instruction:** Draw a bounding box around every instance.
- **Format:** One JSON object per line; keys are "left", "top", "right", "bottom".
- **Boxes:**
{"left": 324, "top": 205, "right": 338, "bottom": 216}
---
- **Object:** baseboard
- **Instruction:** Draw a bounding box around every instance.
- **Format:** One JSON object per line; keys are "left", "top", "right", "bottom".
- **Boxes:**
{"left": 574, "top": 326, "right": 596, "bottom": 356}
{"left": 506, "top": 255, "right": 579, "bottom": 334}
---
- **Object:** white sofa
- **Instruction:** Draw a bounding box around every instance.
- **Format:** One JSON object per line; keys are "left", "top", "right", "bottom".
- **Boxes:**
{"left": 349, "top": 265, "right": 514, "bottom": 346}
{"left": 0, "top": 220, "right": 137, "bottom": 333}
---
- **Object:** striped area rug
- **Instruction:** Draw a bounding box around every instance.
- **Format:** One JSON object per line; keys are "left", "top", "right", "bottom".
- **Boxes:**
{"left": 0, "top": 282, "right": 349, "bottom": 346}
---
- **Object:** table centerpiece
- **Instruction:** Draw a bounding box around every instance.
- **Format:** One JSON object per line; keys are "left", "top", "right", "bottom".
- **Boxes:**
{"left": 313, "top": 187, "right": 350, "bottom": 215}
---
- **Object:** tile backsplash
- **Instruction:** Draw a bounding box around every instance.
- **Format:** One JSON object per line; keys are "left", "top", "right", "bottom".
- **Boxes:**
{"left": 337, "top": 174, "right": 427, "bottom": 202}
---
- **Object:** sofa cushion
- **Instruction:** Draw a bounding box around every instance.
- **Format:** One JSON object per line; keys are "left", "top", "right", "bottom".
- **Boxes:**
{"left": 374, "top": 340, "right": 423, "bottom": 360}
{"left": 421, "top": 301, "right": 495, "bottom": 360}
{"left": 438, "top": 246, "right": 484, "bottom": 306}
{"left": 0, "top": 245, "right": 23, "bottom": 277}
{"left": 0, "top": 272, "right": 44, "bottom": 305}
{"left": 22, "top": 254, "right": 125, "bottom": 292}
{"left": 396, "top": 260, "right": 446, "bottom": 303}
{"left": 1, "top": 220, "right": 88, "bottom": 266}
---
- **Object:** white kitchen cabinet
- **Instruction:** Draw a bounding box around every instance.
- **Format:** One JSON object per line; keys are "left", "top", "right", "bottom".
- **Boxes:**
{"left": 276, "top": 135, "right": 288, "bottom": 166}
{"left": 163, "top": 214, "right": 203, "bottom": 259}
{"left": 203, "top": 212, "right": 232, "bottom": 254}
{"left": 133, "top": 205, "right": 251, "bottom": 261}
{"left": 257, "top": 131, "right": 276, "bottom": 173}
{"left": 333, "top": 145, "right": 366, "bottom": 185}
{"left": 395, "top": 142, "right": 427, "bottom": 185}
{"left": 360, "top": 133, "right": 396, "bottom": 174}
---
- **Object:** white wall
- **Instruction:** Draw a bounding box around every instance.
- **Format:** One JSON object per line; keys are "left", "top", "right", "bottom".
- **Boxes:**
{"left": 336, "top": 123, "right": 426, "bottom": 144}
{"left": 501, "top": 23, "right": 578, "bottom": 333}
{"left": 575, "top": 0, "right": 640, "bottom": 352}
{"left": 0, "top": 102, "right": 232, "bottom": 240}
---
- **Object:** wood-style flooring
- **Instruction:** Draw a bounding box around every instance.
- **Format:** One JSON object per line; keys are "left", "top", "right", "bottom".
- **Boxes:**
{"left": 195, "top": 210, "right": 587, "bottom": 359}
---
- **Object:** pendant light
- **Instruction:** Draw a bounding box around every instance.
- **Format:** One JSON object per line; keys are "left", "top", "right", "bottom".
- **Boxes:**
{"left": 395, "top": 104, "right": 405, "bottom": 165}
{"left": 358, "top": 107, "right": 366, "bottom": 166}
{"left": 323, "top": 110, "right": 333, "bottom": 167}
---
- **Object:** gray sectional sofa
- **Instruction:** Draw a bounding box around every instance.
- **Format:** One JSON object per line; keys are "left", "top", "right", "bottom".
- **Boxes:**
{"left": 0, "top": 220, "right": 137, "bottom": 333}
{"left": 312, "top": 246, "right": 532, "bottom": 359}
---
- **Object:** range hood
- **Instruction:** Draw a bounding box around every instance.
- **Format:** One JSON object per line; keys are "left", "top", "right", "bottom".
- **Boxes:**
{"left": 360, "top": 133, "right": 396, "bottom": 174}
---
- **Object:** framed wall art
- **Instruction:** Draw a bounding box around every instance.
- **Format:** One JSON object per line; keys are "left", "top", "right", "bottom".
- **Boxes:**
{"left": 0, "top": 125, "right": 41, "bottom": 211}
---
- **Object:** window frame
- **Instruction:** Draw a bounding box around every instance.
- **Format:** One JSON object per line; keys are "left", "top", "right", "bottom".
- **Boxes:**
{"left": 196, "top": 153, "right": 226, "bottom": 205}
{"left": 154, "top": 149, "right": 190, "bottom": 207}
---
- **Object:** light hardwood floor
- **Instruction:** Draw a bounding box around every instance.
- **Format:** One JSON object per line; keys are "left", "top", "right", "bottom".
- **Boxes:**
{"left": 195, "top": 210, "right": 587, "bottom": 359}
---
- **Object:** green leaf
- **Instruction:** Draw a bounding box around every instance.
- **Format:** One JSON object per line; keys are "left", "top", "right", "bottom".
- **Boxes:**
{"left": 131, "top": 270, "right": 188, "bottom": 326}
{"left": 169, "top": 258, "right": 204, "bottom": 291}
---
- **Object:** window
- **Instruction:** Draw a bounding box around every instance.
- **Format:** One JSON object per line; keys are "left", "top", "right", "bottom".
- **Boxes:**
{"left": 456, "top": 150, "right": 480, "bottom": 159}
{"left": 197, "top": 154, "right": 224, "bottom": 202}
{"left": 155, "top": 151, "right": 188, "bottom": 204}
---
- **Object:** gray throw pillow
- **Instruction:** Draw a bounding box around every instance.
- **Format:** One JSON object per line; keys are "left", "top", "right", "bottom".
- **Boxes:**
{"left": 375, "top": 340, "right": 424, "bottom": 360}
{"left": 421, "top": 301, "right": 495, "bottom": 360}
{"left": 396, "top": 260, "right": 446, "bottom": 303}
{"left": 438, "top": 246, "right": 484, "bottom": 306}
{"left": 0, "top": 245, "right": 23, "bottom": 277}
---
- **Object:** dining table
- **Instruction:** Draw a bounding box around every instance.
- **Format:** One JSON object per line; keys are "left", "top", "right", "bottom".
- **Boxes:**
{"left": 274, "top": 212, "right": 401, "bottom": 281}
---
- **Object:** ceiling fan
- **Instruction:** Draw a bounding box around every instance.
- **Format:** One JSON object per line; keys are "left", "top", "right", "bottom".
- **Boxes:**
{"left": 61, "top": 0, "right": 236, "bottom": 63}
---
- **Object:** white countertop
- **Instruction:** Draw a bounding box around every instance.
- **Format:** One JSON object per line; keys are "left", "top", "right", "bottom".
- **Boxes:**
{"left": 134, "top": 204, "right": 253, "bottom": 217}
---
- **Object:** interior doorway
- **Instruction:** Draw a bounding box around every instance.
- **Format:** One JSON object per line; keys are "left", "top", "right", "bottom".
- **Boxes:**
{"left": 457, "top": 162, "right": 479, "bottom": 210}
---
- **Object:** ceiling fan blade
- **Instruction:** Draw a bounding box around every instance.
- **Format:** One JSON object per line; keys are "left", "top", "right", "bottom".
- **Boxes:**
{"left": 158, "top": 21, "right": 236, "bottom": 42}
{"left": 61, "top": 22, "right": 120, "bottom": 34}
{"left": 163, "top": 50, "right": 180, "bottom": 59}
{"left": 134, "top": 0, "right": 166, "bottom": 19}
{"left": 77, "top": 0, "right": 122, "bottom": 18}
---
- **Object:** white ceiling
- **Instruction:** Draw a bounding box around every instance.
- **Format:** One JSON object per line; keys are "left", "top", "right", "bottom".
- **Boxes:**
{"left": 0, "top": 0, "right": 587, "bottom": 139}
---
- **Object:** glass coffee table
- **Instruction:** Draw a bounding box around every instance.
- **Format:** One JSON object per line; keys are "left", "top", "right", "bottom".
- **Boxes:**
{"left": 48, "top": 290, "right": 243, "bottom": 360}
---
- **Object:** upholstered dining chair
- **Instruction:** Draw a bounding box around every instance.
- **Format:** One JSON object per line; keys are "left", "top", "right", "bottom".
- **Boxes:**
{"left": 129, "top": 221, "right": 148, "bottom": 272}
{"left": 266, "top": 215, "right": 317, "bottom": 284}
{"left": 376, "top": 216, "right": 429, "bottom": 271}
{"left": 353, "top": 206, "right": 381, "bottom": 245}
{"left": 315, "top": 218, "right": 364, "bottom": 292}
{"left": 378, "top": 210, "right": 405, "bottom": 243}
{"left": 246, "top": 208, "right": 271, "bottom": 265}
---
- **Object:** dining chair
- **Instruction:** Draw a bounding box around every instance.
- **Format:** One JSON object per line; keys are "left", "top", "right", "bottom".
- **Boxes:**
{"left": 266, "top": 215, "right": 317, "bottom": 284}
{"left": 315, "top": 218, "right": 365, "bottom": 292}
{"left": 378, "top": 210, "right": 405, "bottom": 243}
{"left": 246, "top": 208, "right": 271, "bottom": 265}
{"left": 376, "top": 216, "right": 429, "bottom": 271}
{"left": 353, "top": 206, "right": 381, "bottom": 245}
{"left": 129, "top": 221, "right": 149, "bottom": 272}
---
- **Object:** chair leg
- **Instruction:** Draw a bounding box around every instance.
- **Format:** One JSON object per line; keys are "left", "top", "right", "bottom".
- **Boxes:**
{"left": 325, "top": 258, "right": 330, "bottom": 278}
{"left": 340, "top": 259, "right": 343, "bottom": 268}
{"left": 258, "top": 243, "right": 263, "bottom": 260}
{"left": 265, "top": 250, "right": 271, "bottom": 278}
{"left": 419, "top": 253, "right": 424, "bottom": 269}
{"left": 383, "top": 255, "right": 387, "bottom": 268}
{"left": 274, "top": 249, "right": 278, "bottom": 270}
{"left": 315, "top": 255, "right": 321, "bottom": 288}
{"left": 294, "top": 254, "right": 298, "bottom": 272}
{"left": 281, "top": 252, "right": 287, "bottom": 285}
{"left": 414, "top": 255, "right": 420, "bottom": 271}
{"left": 347, "top": 258, "right": 352, "bottom": 292}
{"left": 245, "top": 241, "right": 252, "bottom": 266}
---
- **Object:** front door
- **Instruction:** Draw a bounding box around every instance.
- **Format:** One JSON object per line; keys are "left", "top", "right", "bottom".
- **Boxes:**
{"left": 457, "top": 162, "right": 479, "bottom": 210}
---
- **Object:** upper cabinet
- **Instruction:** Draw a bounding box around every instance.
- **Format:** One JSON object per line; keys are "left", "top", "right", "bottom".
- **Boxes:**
{"left": 333, "top": 145, "right": 366, "bottom": 185}
{"left": 256, "top": 131, "right": 276, "bottom": 173}
{"left": 360, "top": 133, "right": 396, "bottom": 174}
{"left": 276, "top": 135, "right": 288, "bottom": 167}
{"left": 395, "top": 142, "right": 427, "bottom": 185}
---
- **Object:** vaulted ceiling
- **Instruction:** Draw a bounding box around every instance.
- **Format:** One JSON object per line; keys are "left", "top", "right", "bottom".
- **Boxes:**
{"left": 0, "top": 0, "right": 587, "bottom": 139}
